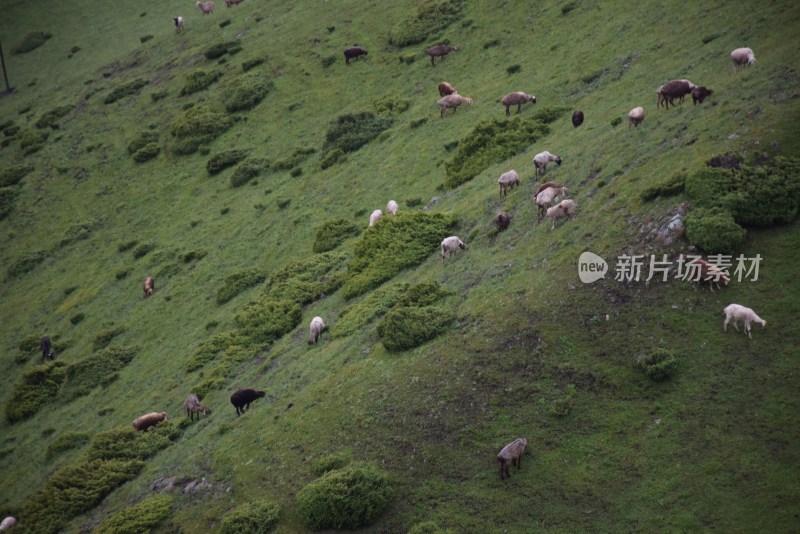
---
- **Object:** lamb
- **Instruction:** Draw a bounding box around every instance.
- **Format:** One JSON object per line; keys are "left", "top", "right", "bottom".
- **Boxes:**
{"left": 730, "top": 47, "right": 756, "bottom": 71}
{"left": 572, "top": 110, "right": 584, "bottom": 127}
{"left": 344, "top": 46, "right": 368, "bottom": 65}
{"left": 369, "top": 209, "right": 383, "bottom": 227}
{"left": 133, "top": 411, "right": 168, "bottom": 432}
{"left": 657, "top": 79, "right": 696, "bottom": 109}
{"left": 440, "top": 236, "right": 466, "bottom": 262}
{"left": 438, "top": 81, "right": 457, "bottom": 97}
{"left": 143, "top": 276, "right": 155, "bottom": 297}
{"left": 174, "top": 16, "right": 184, "bottom": 32}
{"left": 692, "top": 258, "right": 730, "bottom": 291}
{"left": 40, "top": 335, "right": 55, "bottom": 363}
{"left": 723, "top": 304, "right": 766, "bottom": 339}
{"left": 495, "top": 212, "right": 511, "bottom": 231}
{"left": 0, "top": 517, "right": 16, "bottom": 532}
{"left": 535, "top": 183, "right": 568, "bottom": 221}
{"left": 386, "top": 200, "right": 399, "bottom": 215}
{"left": 184, "top": 394, "right": 211, "bottom": 421}
{"left": 498, "top": 170, "right": 520, "bottom": 197}
{"left": 628, "top": 106, "right": 645, "bottom": 128}
{"left": 230, "top": 388, "right": 265, "bottom": 416}
{"left": 532, "top": 151, "right": 562, "bottom": 176}
{"left": 427, "top": 44, "right": 459, "bottom": 66}
{"left": 224, "top": 0, "right": 244, "bottom": 6}
{"left": 546, "top": 199, "right": 577, "bottom": 230}
{"left": 309, "top": 316, "right": 325, "bottom": 345}
{"left": 437, "top": 94, "right": 473, "bottom": 118}
{"left": 501, "top": 92, "right": 536, "bottom": 116}
{"left": 498, "top": 437, "right": 527, "bottom": 480}
{"left": 691, "top": 86, "right": 713, "bottom": 105}
{"left": 195, "top": 1, "right": 215, "bottom": 15}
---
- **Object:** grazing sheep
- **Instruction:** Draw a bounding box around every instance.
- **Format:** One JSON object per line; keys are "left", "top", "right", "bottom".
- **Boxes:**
{"left": 501, "top": 92, "right": 536, "bottom": 116}
{"left": 133, "top": 412, "right": 168, "bottom": 432}
{"left": 184, "top": 394, "right": 211, "bottom": 421}
{"left": 498, "top": 437, "right": 527, "bottom": 480}
{"left": 369, "top": 209, "right": 383, "bottom": 227}
{"left": 387, "top": 200, "right": 399, "bottom": 215}
{"left": 495, "top": 212, "right": 511, "bottom": 231}
{"left": 437, "top": 94, "right": 473, "bottom": 118}
{"left": 690, "top": 258, "right": 730, "bottom": 291}
{"left": 438, "top": 81, "right": 457, "bottom": 97}
{"left": 143, "top": 276, "right": 155, "bottom": 297}
{"left": 40, "top": 335, "right": 55, "bottom": 363}
{"left": 195, "top": 1, "right": 215, "bottom": 15}
{"left": 723, "top": 304, "right": 766, "bottom": 339}
{"left": 535, "top": 183, "right": 568, "bottom": 221}
{"left": 309, "top": 316, "right": 325, "bottom": 345}
{"left": 230, "top": 388, "right": 265, "bottom": 416}
{"left": 498, "top": 170, "right": 520, "bottom": 197}
{"left": 440, "top": 236, "right": 466, "bottom": 262}
{"left": 657, "top": 79, "right": 696, "bottom": 109}
{"left": 546, "top": 199, "right": 577, "bottom": 230}
{"left": 691, "top": 86, "right": 713, "bottom": 105}
{"left": 224, "top": 0, "right": 244, "bottom": 6}
{"left": 427, "top": 44, "right": 459, "bottom": 66}
{"left": 572, "top": 110, "right": 584, "bottom": 127}
{"left": 532, "top": 151, "right": 562, "bottom": 176}
{"left": 344, "top": 46, "right": 368, "bottom": 65}
{"left": 174, "top": 16, "right": 185, "bottom": 32}
{"left": 731, "top": 47, "right": 756, "bottom": 71}
{"left": 0, "top": 517, "right": 16, "bottom": 532}
{"left": 628, "top": 106, "right": 645, "bottom": 128}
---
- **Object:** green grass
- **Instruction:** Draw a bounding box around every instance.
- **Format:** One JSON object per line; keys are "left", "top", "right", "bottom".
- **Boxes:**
{"left": 1, "top": 0, "right": 799, "bottom": 532}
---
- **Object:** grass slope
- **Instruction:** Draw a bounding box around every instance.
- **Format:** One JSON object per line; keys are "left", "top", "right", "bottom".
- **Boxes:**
{"left": 1, "top": 0, "right": 799, "bottom": 532}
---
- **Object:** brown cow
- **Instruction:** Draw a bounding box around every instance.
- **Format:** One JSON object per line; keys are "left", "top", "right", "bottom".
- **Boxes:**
{"left": 143, "top": 276, "right": 155, "bottom": 297}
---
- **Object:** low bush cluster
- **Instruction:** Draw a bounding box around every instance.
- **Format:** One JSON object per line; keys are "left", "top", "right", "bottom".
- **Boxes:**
{"left": 320, "top": 147, "right": 345, "bottom": 169}
{"left": 377, "top": 305, "right": 454, "bottom": 351}
{"left": 265, "top": 252, "right": 348, "bottom": 304}
{"left": 132, "top": 142, "right": 160, "bottom": 162}
{"left": 684, "top": 207, "right": 746, "bottom": 255}
{"left": 312, "top": 218, "right": 361, "bottom": 253}
{"left": 205, "top": 41, "right": 240, "bottom": 59}
{"left": 5, "top": 361, "right": 68, "bottom": 423}
{"left": 332, "top": 283, "right": 409, "bottom": 338}
{"left": 95, "top": 495, "right": 174, "bottom": 534}
{"left": 372, "top": 96, "right": 410, "bottom": 117}
{"left": 273, "top": 147, "right": 316, "bottom": 171}
{"left": 216, "top": 268, "right": 267, "bottom": 304}
{"left": 234, "top": 298, "right": 303, "bottom": 347}
{"left": 170, "top": 106, "right": 234, "bottom": 155}
{"left": 6, "top": 249, "right": 48, "bottom": 278}
{"left": 219, "top": 501, "right": 281, "bottom": 534}
{"left": 127, "top": 130, "right": 159, "bottom": 155}
{"left": 224, "top": 72, "right": 274, "bottom": 112}
{"left": 207, "top": 149, "right": 248, "bottom": 175}
{"left": 87, "top": 422, "right": 184, "bottom": 461}
{"left": 181, "top": 69, "right": 223, "bottom": 96}
{"left": 58, "top": 219, "right": 102, "bottom": 248}
{"left": 231, "top": 158, "right": 270, "bottom": 187}
{"left": 242, "top": 58, "right": 265, "bottom": 72}
{"left": 35, "top": 105, "right": 74, "bottom": 129}
{"left": 640, "top": 173, "right": 686, "bottom": 201}
{"left": 104, "top": 79, "right": 149, "bottom": 104}
{"left": 0, "top": 186, "right": 19, "bottom": 220}
{"left": 46, "top": 431, "right": 90, "bottom": 461}
{"left": 388, "top": 0, "right": 464, "bottom": 47}
{"left": 638, "top": 348, "right": 678, "bottom": 381}
{"left": 92, "top": 325, "right": 126, "bottom": 351}
{"left": 20, "top": 129, "right": 50, "bottom": 154}
{"left": 60, "top": 345, "right": 137, "bottom": 400}
{"left": 323, "top": 112, "right": 393, "bottom": 156}
{"left": 314, "top": 453, "right": 352, "bottom": 476}
{"left": 132, "top": 242, "right": 155, "bottom": 258}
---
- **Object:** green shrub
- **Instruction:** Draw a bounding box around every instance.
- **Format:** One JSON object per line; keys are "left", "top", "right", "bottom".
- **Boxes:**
{"left": 314, "top": 453, "right": 352, "bottom": 475}
{"left": 320, "top": 148, "right": 345, "bottom": 169}
{"left": 406, "top": 197, "right": 422, "bottom": 207}
{"left": 12, "top": 31, "right": 52, "bottom": 54}
{"left": 151, "top": 90, "right": 168, "bottom": 102}
{"left": 219, "top": 19, "right": 231, "bottom": 28}
{"left": 506, "top": 64, "right": 521, "bottom": 74}
{"left": 118, "top": 239, "right": 138, "bottom": 252}
{"left": 87, "top": 423, "right": 183, "bottom": 461}
{"left": 20, "top": 129, "right": 49, "bottom": 151}
{"left": 685, "top": 207, "right": 746, "bottom": 255}
{"left": 333, "top": 283, "right": 409, "bottom": 338}
{"left": 242, "top": 58, "right": 266, "bottom": 72}
{"left": 276, "top": 197, "right": 290, "bottom": 209}
{"left": 296, "top": 463, "right": 393, "bottom": 530}
{"left": 14, "top": 334, "right": 42, "bottom": 363}
{"left": 186, "top": 330, "right": 244, "bottom": 371}
{"left": 169, "top": 106, "right": 234, "bottom": 155}
{"left": 132, "top": 242, "right": 155, "bottom": 258}
{"left": 95, "top": 495, "right": 174, "bottom": 534}
{"left": 610, "top": 116, "right": 622, "bottom": 127}
{"left": 372, "top": 96, "right": 411, "bottom": 117}
{"left": 224, "top": 72, "right": 274, "bottom": 112}
{"left": 321, "top": 55, "right": 337, "bottom": 68}
{"left": 58, "top": 219, "right": 102, "bottom": 248}
{"left": 313, "top": 219, "right": 361, "bottom": 253}
{"left": 641, "top": 173, "right": 686, "bottom": 201}
{"left": 231, "top": 158, "right": 270, "bottom": 187}
{"left": 204, "top": 41, "right": 239, "bottom": 59}
{"left": 7, "top": 250, "right": 47, "bottom": 278}
{"left": 234, "top": 299, "right": 302, "bottom": 347}
{"left": 5, "top": 361, "right": 68, "bottom": 423}
{"left": 388, "top": 0, "right": 465, "bottom": 47}
{"left": 132, "top": 142, "right": 161, "bottom": 162}
{"left": 323, "top": 112, "right": 393, "bottom": 155}
{"left": 181, "top": 69, "right": 223, "bottom": 96}
{"left": 290, "top": 167, "right": 302, "bottom": 177}
{"left": 70, "top": 312, "right": 85, "bottom": 325}
{"left": 273, "top": 147, "right": 316, "bottom": 170}
{"left": 266, "top": 252, "right": 348, "bottom": 304}
{"left": 35, "top": 105, "right": 74, "bottom": 129}
{"left": 140, "top": 34, "right": 154, "bottom": 43}
{"left": 127, "top": 131, "right": 159, "bottom": 154}
{"left": 208, "top": 149, "right": 248, "bottom": 174}
{"left": 0, "top": 165, "right": 29, "bottom": 188}
{"left": 181, "top": 249, "right": 207, "bottom": 262}
{"left": 377, "top": 305, "right": 454, "bottom": 351}
{"left": 46, "top": 431, "right": 90, "bottom": 461}
{"left": 60, "top": 345, "right": 137, "bottom": 401}
{"left": 550, "top": 384, "right": 577, "bottom": 417}
{"left": 638, "top": 348, "right": 678, "bottom": 381}
{"left": 217, "top": 268, "right": 267, "bottom": 304}
{"left": 219, "top": 501, "right": 281, "bottom": 534}
{"left": 104, "top": 79, "right": 149, "bottom": 104}
{"left": 92, "top": 325, "right": 126, "bottom": 351}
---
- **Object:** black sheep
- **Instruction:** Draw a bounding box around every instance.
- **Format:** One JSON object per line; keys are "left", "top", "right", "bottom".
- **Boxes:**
{"left": 40, "top": 335, "right": 55, "bottom": 363}
{"left": 572, "top": 110, "right": 584, "bottom": 127}
{"left": 230, "top": 388, "right": 265, "bottom": 416}
{"left": 344, "top": 46, "right": 368, "bottom": 65}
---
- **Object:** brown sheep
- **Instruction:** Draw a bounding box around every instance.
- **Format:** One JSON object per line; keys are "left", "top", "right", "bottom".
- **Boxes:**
{"left": 133, "top": 412, "right": 168, "bottom": 432}
{"left": 495, "top": 212, "right": 511, "bottom": 231}
{"left": 657, "top": 79, "right": 696, "bottom": 109}
{"left": 427, "top": 44, "right": 459, "bottom": 66}
{"left": 501, "top": 92, "right": 536, "bottom": 116}
{"left": 498, "top": 437, "right": 527, "bottom": 479}
{"left": 231, "top": 388, "right": 265, "bottom": 416}
{"left": 184, "top": 394, "right": 211, "bottom": 421}
{"left": 687, "top": 258, "right": 730, "bottom": 291}
{"left": 195, "top": 1, "right": 215, "bottom": 15}
{"left": 224, "top": 0, "right": 244, "bottom": 6}
{"left": 344, "top": 46, "right": 368, "bottom": 65}
{"left": 438, "top": 81, "right": 457, "bottom": 97}
{"left": 691, "top": 86, "right": 713, "bottom": 105}
{"left": 143, "top": 276, "right": 155, "bottom": 297}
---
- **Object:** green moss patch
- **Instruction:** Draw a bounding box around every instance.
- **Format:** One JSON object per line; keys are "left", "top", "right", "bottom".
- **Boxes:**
{"left": 95, "top": 495, "right": 174, "bottom": 534}
{"left": 216, "top": 268, "right": 266, "bottom": 304}
{"left": 265, "top": 251, "right": 349, "bottom": 304}
{"left": 104, "top": 79, "right": 149, "bottom": 104}
{"left": 388, "top": 0, "right": 465, "bottom": 47}
{"left": 224, "top": 72, "right": 274, "bottom": 112}
{"left": 313, "top": 219, "right": 361, "bottom": 253}
{"left": 219, "top": 501, "right": 281, "bottom": 534}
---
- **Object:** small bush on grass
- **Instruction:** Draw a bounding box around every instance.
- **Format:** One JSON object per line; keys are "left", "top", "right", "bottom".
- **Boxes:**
{"left": 170, "top": 106, "right": 234, "bottom": 156}
{"left": 685, "top": 207, "right": 746, "bottom": 255}
{"left": 186, "top": 330, "right": 244, "bottom": 371}
{"left": 46, "top": 431, "right": 90, "bottom": 461}
{"left": 314, "top": 453, "right": 352, "bottom": 476}
{"left": 372, "top": 96, "right": 411, "bottom": 117}
{"left": 550, "top": 384, "right": 577, "bottom": 417}
{"left": 297, "top": 463, "right": 393, "bottom": 530}
{"left": 377, "top": 305, "right": 454, "bottom": 351}
{"left": 273, "top": 147, "right": 316, "bottom": 170}
{"left": 320, "top": 148, "right": 345, "bottom": 169}
{"left": 104, "top": 79, "right": 149, "bottom": 104}
{"left": 409, "top": 521, "right": 453, "bottom": 534}
{"left": 234, "top": 299, "right": 302, "bottom": 347}
{"left": 35, "top": 105, "right": 74, "bottom": 129}
{"left": 6, "top": 249, "right": 48, "bottom": 278}
{"left": 92, "top": 325, "right": 126, "bottom": 351}
{"left": 127, "top": 131, "right": 159, "bottom": 155}
{"left": 88, "top": 422, "right": 184, "bottom": 461}
{"left": 638, "top": 348, "right": 678, "bottom": 381}
{"left": 12, "top": 31, "right": 52, "bottom": 54}
{"left": 641, "top": 173, "right": 686, "bottom": 201}
{"left": 313, "top": 219, "right": 361, "bottom": 253}
{"left": 224, "top": 72, "right": 274, "bottom": 112}
{"left": 333, "top": 283, "right": 409, "bottom": 338}
{"left": 14, "top": 334, "right": 42, "bottom": 363}
{"left": 95, "top": 495, "right": 174, "bottom": 534}
{"left": 388, "top": 0, "right": 465, "bottom": 47}
{"left": 70, "top": 312, "right": 85, "bottom": 325}
{"left": 323, "top": 112, "right": 393, "bottom": 155}
{"left": 205, "top": 41, "right": 240, "bottom": 59}
{"left": 321, "top": 55, "right": 337, "bottom": 68}
{"left": 181, "top": 249, "right": 207, "bottom": 262}
{"left": 231, "top": 158, "right": 271, "bottom": 187}
{"left": 5, "top": 361, "right": 68, "bottom": 423}
{"left": 219, "top": 501, "right": 281, "bottom": 534}
{"left": 397, "top": 281, "right": 449, "bottom": 307}
{"left": 58, "top": 219, "right": 102, "bottom": 248}
{"left": 208, "top": 149, "right": 248, "bottom": 174}
{"left": 132, "top": 142, "right": 161, "bottom": 162}
{"left": 132, "top": 242, "right": 155, "bottom": 258}
{"left": 242, "top": 58, "right": 265, "bottom": 72}
{"left": 20, "top": 130, "right": 49, "bottom": 153}
{"left": 60, "top": 345, "right": 137, "bottom": 401}
{"left": 181, "top": 69, "right": 223, "bottom": 96}
{"left": 217, "top": 268, "right": 267, "bottom": 304}
{"left": 265, "top": 252, "right": 348, "bottom": 304}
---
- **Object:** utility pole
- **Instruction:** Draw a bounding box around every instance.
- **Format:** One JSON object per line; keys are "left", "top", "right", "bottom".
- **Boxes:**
{"left": 0, "top": 41, "right": 15, "bottom": 95}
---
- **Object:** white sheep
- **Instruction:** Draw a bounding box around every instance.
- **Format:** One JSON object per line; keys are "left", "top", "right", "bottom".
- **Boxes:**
{"left": 0, "top": 517, "right": 17, "bottom": 532}
{"left": 437, "top": 94, "right": 473, "bottom": 118}
{"left": 501, "top": 92, "right": 536, "bottom": 116}
{"left": 440, "top": 236, "right": 466, "bottom": 262}
{"left": 723, "top": 304, "right": 766, "bottom": 339}
{"left": 498, "top": 170, "right": 520, "bottom": 197}
{"left": 386, "top": 200, "right": 399, "bottom": 215}
{"left": 533, "top": 151, "right": 562, "bottom": 177}
{"left": 628, "top": 106, "right": 645, "bottom": 128}
{"left": 730, "top": 47, "right": 756, "bottom": 71}
{"left": 546, "top": 198, "right": 577, "bottom": 230}
{"left": 196, "top": 1, "right": 215, "bottom": 15}
{"left": 309, "top": 316, "right": 325, "bottom": 344}
{"left": 174, "top": 16, "right": 185, "bottom": 32}
{"left": 369, "top": 209, "right": 383, "bottom": 227}
{"left": 535, "top": 184, "right": 568, "bottom": 221}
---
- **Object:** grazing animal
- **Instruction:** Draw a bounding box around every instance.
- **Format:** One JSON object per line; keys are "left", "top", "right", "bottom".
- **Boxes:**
{"left": 498, "top": 437, "right": 527, "bottom": 480}
{"left": 730, "top": 47, "right": 756, "bottom": 71}
{"left": 546, "top": 199, "right": 577, "bottom": 230}
{"left": 691, "top": 86, "right": 713, "bottom": 105}
{"left": 535, "top": 184, "right": 568, "bottom": 221}
{"left": 230, "top": 388, "right": 265, "bottom": 416}
{"left": 195, "top": 1, "right": 215, "bottom": 15}
{"left": 657, "top": 79, "right": 696, "bottom": 109}
{"left": 369, "top": 209, "right": 383, "bottom": 227}
{"left": 690, "top": 258, "right": 730, "bottom": 291}
{"left": 427, "top": 44, "right": 459, "bottom": 66}
{"left": 438, "top": 81, "right": 457, "bottom": 97}
{"left": 0, "top": 517, "right": 17, "bottom": 532}
{"left": 386, "top": 200, "right": 399, "bottom": 215}
{"left": 184, "top": 394, "right": 211, "bottom": 421}
{"left": 440, "top": 236, "right": 466, "bottom": 262}
{"left": 40, "top": 335, "right": 55, "bottom": 363}
{"left": 501, "top": 92, "right": 536, "bottom": 116}
{"left": 572, "top": 110, "right": 584, "bottom": 127}
{"left": 628, "top": 106, "right": 645, "bottom": 128}
{"left": 224, "top": 0, "right": 243, "bottom": 6}
{"left": 495, "top": 212, "right": 511, "bottom": 231}
{"left": 174, "top": 16, "right": 185, "bottom": 32}
{"left": 723, "top": 304, "right": 766, "bottom": 339}
{"left": 309, "top": 316, "right": 325, "bottom": 345}
{"left": 498, "top": 170, "right": 520, "bottom": 196}
{"left": 437, "top": 93, "right": 473, "bottom": 118}
{"left": 532, "top": 151, "right": 562, "bottom": 176}
{"left": 133, "top": 412, "right": 168, "bottom": 432}
{"left": 344, "top": 46, "right": 368, "bottom": 65}
{"left": 144, "top": 276, "right": 155, "bottom": 297}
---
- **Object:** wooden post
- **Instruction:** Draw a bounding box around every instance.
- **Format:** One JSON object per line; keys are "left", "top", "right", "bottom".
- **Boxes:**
{"left": 0, "top": 41, "right": 14, "bottom": 95}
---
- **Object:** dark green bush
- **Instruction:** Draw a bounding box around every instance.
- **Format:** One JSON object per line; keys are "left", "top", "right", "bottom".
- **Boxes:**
{"left": 273, "top": 147, "right": 316, "bottom": 170}
{"left": 296, "top": 463, "right": 393, "bottom": 530}
{"left": 140, "top": 34, "right": 154, "bottom": 43}
{"left": 231, "top": 158, "right": 270, "bottom": 187}
{"left": 170, "top": 106, "right": 234, "bottom": 155}
{"left": 0, "top": 164, "right": 33, "bottom": 186}
{"left": 104, "top": 79, "right": 149, "bottom": 104}
{"left": 234, "top": 299, "right": 302, "bottom": 347}
{"left": 133, "top": 243, "right": 155, "bottom": 258}
{"left": 242, "top": 58, "right": 266, "bottom": 72}
{"left": 276, "top": 197, "right": 290, "bottom": 209}
{"left": 323, "top": 112, "right": 393, "bottom": 155}
{"left": 181, "top": 69, "right": 223, "bottom": 96}
{"left": 377, "top": 305, "right": 454, "bottom": 351}
{"left": 321, "top": 55, "right": 337, "bottom": 68}
{"left": 550, "top": 384, "right": 577, "bottom": 417}
{"left": 20, "top": 129, "right": 49, "bottom": 152}
{"left": 610, "top": 116, "right": 622, "bottom": 127}
{"left": 70, "top": 312, "right": 85, "bottom": 325}
{"left": 266, "top": 252, "right": 348, "bottom": 304}
{"left": 205, "top": 41, "right": 239, "bottom": 59}
{"left": 641, "top": 173, "right": 686, "bottom": 201}
{"left": 313, "top": 219, "right": 361, "bottom": 253}
{"left": 219, "top": 19, "right": 231, "bottom": 28}
{"left": 224, "top": 72, "right": 274, "bottom": 112}
{"left": 87, "top": 423, "right": 182, "bottom": 461}
{"left": 397, "top": 281, "right": 449, "bottom": 307}
{"left": 685, "top": 207, "right": 746, "bottom": 255}
{"left": 406, "top": 197, "right": 423, "bottom": 207}
{"left": 60, "top": 345, "right": 137, "bottom": 400}
{"left": 219, "top": 501, "right": 281, "bottom": 534}
{"left": 7, "top": 250, "right": 47, "bottom": 278}
{"left": 208, "top": 149, "right": 248, "bottom": 175}
{"left": 15, "top": 334, "right": 42, "bottom": 363}
{"left": 372, "top": 96, "right": 411, "bottom": 117}
{"left": 5, "top": 361, "right": 68, "bottom": 423}
{"left": 638, "top": 348, "right": 678, "bottom": 381}
{"left": 410, "top": 117, "right": 428, "bottom": 129}
{"left": 12, "top": 31, "right": 52, "bottom": 54}
{"left": 320, "top": 148, "right": 345, "bottom": 169}
{"left": 132, "top": 142, "right": 161, "bottom": 162}
{"left": 217, "top": 268, "right": 266, "bottom": 304}
{"left": 127, "top": 131, "right": 159, "bottom": 155}
{"left": 91, "top": 325, "right": 126, "bottom": 351}
{"left": 333, "top": 283, "right": 409, "bottom": 338}
{"left": 186, "top": 330, "right": 244, "bottom": 371}
{"left": 181, "top": 249, "right": 207, "bottom": 262}
{"left": 506, "top": 64, "right": 521, "bottom": 74}
{"left": 314, "top": 453, "right": 352, "bottom": 476}
{"left": 118, "top": 239, "right": 138, "bottom": 252}
{"left": 46, "top": 431, "right": 90, "bottom": 461}
{"left": 95, "top": 495, "right": 174, "bottom": 534}
{"left": 151, "top": 90, "right": 168, "bottom": 102}
{"left": 388, "top": 0, "right": 464, "bottom": 47}
{"left": 35, "top": 105, "right": 74, "bottom": 129}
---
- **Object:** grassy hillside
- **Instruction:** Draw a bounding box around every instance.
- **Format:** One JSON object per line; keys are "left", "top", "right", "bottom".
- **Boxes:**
{"left": 1, "top": 0, "right": 799, "bottom": 532}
